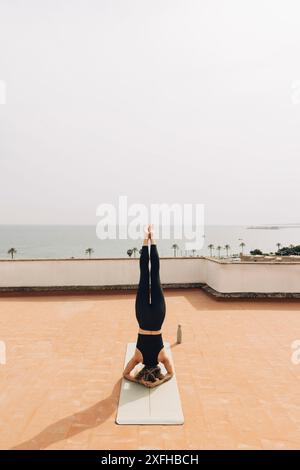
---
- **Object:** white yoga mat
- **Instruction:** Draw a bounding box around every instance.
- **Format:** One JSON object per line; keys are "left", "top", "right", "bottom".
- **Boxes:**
{"left": 116, "top": 342, "right": 184, "bottom": 425}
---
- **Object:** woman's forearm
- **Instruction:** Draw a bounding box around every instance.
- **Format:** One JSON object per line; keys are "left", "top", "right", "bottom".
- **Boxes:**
{"left": 158, "top": 373, "right": 173, "bottom": 385}
{"left": 124, "top": 373, "right": 139, "bottom": 383}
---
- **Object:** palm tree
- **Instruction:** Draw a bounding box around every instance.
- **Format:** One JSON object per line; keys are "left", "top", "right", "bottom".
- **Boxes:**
{"left": 127, "top": 249, "right": 133, "bottom": 258}
{"left": 132, "top": 247, "right": 138, "bottom": 258}
{"left": 239, "top": 242, "right": 246, "bottom": 255}
{"left": 191, "top": 249, "right": 196, "bottom": 257}
{"left": 208, "top": 244, "right": 214, "bottom": 257}
{"left": 8, "top": 248, "right": 17, "bottom": 260}
{"left": 224, "top": 244, "right": 230, "bottom": 257}
{"left": 171, "top": 243, "right": 179, "bottom": 257}
{"left": 85, "top": 248, "right": 94, "bottom": 259}
{"left": 276, "top": 242, "right": 281, "bottom": 252}
{"left": 217, "top": 245, "right": 222, "bottom": 258}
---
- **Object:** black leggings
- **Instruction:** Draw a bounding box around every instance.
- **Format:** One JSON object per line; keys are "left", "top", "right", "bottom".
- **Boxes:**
{"left": 135, "top": 244, "right": 166, "bottom": 331}
{"left": 135, "top": 244, "right": 166, "bottom": 366}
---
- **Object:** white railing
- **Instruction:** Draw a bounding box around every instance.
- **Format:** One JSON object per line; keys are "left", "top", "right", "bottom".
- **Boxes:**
{"left": 0, "top": 257, "right": 299, "bottom": 293}
{"left": 0, "top": 258, "right": 205, "bottom": 288}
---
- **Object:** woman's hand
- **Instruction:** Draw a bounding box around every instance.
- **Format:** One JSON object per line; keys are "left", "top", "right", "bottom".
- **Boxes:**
{"left": 140, "top": 373, "right": 173, "bottom": 388}
{"left": 140, "top": 378, "right": 158, "bottom": 388}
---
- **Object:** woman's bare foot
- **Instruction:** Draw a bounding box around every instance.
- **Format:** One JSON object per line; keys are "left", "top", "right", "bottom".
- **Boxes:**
{"left": 148, "top": 224, "right": 156, "bottom": 244}
{"left": 142, "top": 225, "right": 151, "bottom": 246}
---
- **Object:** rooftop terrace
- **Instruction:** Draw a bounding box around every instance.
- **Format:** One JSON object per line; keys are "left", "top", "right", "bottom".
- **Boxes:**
{"left": 1, "top": 288, "right": 300, "bottom": 450}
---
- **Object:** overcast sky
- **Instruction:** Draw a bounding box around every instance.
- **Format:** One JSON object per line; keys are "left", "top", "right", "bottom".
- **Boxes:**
{"left": 0, "top": 0, "right": 300, "bottom": 225}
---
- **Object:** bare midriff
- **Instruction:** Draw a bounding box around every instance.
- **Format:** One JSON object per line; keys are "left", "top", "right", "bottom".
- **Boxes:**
{"left": 138, "top": 328, "right": 162, "bottom": 335}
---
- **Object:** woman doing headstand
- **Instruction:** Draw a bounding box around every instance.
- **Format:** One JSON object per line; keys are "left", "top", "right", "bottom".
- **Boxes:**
{"left": 123, "top": 225, "right": 174, "bottom": 388}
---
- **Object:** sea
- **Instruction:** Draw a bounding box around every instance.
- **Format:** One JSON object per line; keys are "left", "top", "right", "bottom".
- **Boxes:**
{"left": 0, "top": 225, "right": 300, "bottom": 260}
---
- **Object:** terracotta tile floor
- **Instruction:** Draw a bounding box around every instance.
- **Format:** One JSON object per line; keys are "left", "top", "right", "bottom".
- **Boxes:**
{"left": 1, "top": 289, "right": 300, "bottom": 450}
